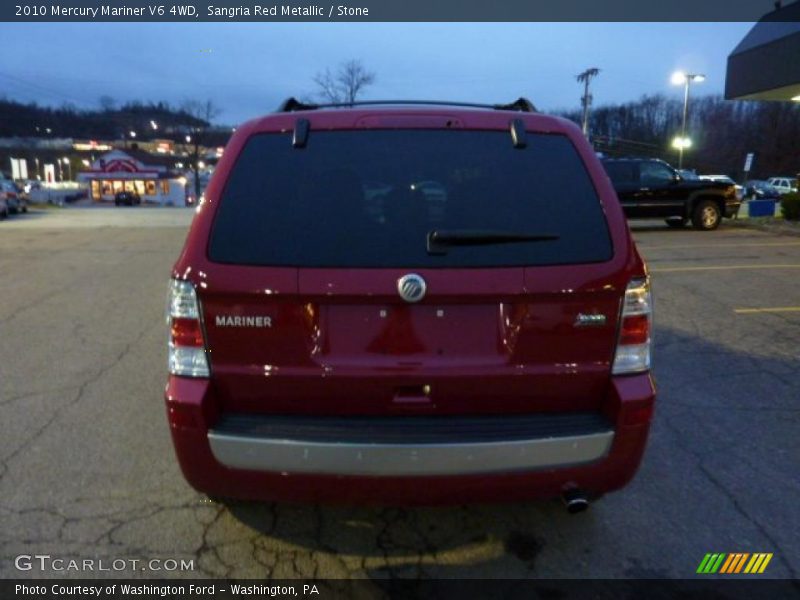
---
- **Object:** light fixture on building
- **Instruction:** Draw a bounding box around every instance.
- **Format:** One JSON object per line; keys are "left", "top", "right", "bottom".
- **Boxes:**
{"left": 185, "top": 135, "right": 192, "bottom": 143}
{"left": 73, "top": 141, "right": 111, "bottom": 151}
{"left": 792, "top": 95, "right": 800, "bottom": 102}
{"left": 129, "top": 130, "right": 137, "bottom": 138}
{"left": 150, "top": 120, "right": 158, "bottom": 130}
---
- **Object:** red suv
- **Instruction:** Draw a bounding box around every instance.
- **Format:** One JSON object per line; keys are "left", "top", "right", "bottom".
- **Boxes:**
{"left": 165, "top": 98, "right": 655, "bottom": 510}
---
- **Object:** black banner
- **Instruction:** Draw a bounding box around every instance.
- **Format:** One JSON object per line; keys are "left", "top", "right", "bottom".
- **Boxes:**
{"left": 2, "top": 0, "right": 799, "bottom": 22}
{"left": 4, "top": 579, "right": 800, "bottom": 600}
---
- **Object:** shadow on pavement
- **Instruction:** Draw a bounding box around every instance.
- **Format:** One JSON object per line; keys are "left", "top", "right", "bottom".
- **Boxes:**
{"left": 209, "top": 324, "right": 798, "bottom": 579}
{"left": 3, "top": 209, "right": 50, "bottom": 221}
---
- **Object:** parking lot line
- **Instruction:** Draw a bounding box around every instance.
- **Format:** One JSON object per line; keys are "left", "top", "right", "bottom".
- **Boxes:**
{"left": 651, "top": 264, "right": 800, "bottom": 273}
{"left": 733, "top": 307, "right": 800, "bottom": 314}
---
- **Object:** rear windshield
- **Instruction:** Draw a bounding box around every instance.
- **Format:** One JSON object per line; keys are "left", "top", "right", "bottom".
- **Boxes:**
{"left": 209, "top": 130, "right": 612, "bottom": 267}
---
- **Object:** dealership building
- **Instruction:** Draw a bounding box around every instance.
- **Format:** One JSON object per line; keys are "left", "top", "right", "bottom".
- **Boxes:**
{"left": 77, "top": 149, "right": 187, "bottom": 205}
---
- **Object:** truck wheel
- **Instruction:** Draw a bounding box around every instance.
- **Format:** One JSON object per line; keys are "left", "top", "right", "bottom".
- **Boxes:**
{"left": 665, "top": 217, "right": 687, "bottom": 228}
{"left": 692, "top": 200, "right": 721, "bottom": 230}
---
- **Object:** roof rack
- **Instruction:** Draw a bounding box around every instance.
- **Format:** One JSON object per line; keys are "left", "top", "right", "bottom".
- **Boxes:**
{"left": 276, "top": 97, "right": 537, "bottom": 113}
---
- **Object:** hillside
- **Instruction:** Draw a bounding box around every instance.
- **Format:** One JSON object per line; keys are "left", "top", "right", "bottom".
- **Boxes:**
{"left": 0, "top": 99, "right": 210, "bottom": 140}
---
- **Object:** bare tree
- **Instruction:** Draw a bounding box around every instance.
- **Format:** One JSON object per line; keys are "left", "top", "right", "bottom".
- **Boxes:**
{"left": 98, "top": 95, "right": 116, "bottom": 112}
{"left": 181, "top": 100, "right": 222, "bottom": 200}
{"left": 313, "top": 59, "right": 376, "bottom": 104}
{"left": 558, "top": 92, "right": 800, "bottom": 178}
{"left": 182, "top": 99, "right": 221, "bottom": 125}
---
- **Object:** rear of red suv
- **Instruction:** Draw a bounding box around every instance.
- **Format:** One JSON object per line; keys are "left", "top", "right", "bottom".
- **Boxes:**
{"left": 165, "top": 99, "right": 655, "bottom": 508}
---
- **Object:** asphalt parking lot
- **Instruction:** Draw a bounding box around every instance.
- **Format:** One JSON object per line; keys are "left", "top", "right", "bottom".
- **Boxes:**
{"left": 0, "top": 207, "right": 798, "bottom": 581}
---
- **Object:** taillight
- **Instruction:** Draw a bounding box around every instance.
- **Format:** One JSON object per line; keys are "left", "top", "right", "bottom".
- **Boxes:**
{"left": 167, "top": 279, "right": 209, "bottom": 377}
{"left": 612, "top": 278, "right": 652, "bottom": 375}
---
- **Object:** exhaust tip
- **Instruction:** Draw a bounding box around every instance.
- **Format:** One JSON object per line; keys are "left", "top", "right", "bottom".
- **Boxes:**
{"left": 562, "top": 490, "right": 589, "bottom": 514}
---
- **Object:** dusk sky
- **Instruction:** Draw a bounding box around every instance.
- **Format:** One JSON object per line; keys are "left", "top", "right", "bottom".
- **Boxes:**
{"left": 0, "top": 22, "right": 754, "bottom": 125}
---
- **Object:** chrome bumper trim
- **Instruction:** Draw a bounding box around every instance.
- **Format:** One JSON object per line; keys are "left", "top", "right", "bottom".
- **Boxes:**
{"left": 207, "top": 430, "right": 614, "bottom": 476}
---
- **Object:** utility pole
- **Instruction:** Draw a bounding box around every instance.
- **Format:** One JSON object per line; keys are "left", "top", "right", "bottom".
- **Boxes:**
{"left": 577, "top": 68, "right": 600, "bottom": 138}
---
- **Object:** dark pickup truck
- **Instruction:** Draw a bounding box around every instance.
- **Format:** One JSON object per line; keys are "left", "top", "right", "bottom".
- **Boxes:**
{"left": 602, "top": 158, "right": 740, "bottom": 230}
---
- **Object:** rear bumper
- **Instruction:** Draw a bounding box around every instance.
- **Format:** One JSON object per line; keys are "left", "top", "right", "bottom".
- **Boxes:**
{"left": 165, "top": 374, "right": 655, "bottom": 505}
{"left": 207, "top": 413, "right": 614, "bottom": 477}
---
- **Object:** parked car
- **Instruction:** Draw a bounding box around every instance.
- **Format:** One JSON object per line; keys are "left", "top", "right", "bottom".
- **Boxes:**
{"left": 22, "top": 180, "right": 42, "bottom": 195}
{"left": 185, "top": 191, "right": 206, "bottom": 208}
{"left": 0, "top": 181, "right": 28, "bottom": 214}
{"left": 699, "top": 174, "right": 744, "bottom": 201}
{"left": 602, "top": 158, "right": 740, "bottom": 230}
{"left": 767, "top": 177, "right": 798, "bottom": 195}
{"left": 164, "top": 97, "right": 655, "bottom": 508}
{"left": 64, "top": 189, "right": 88, "bottom": 203}
{"left": 114, "top": 191, "right": 141, "bottom": 206}
{"left": 744, "top": 180, "right": 781, "bottom": 200}
{"left": 0, "top": 196, "right": 8, "bottom": 219}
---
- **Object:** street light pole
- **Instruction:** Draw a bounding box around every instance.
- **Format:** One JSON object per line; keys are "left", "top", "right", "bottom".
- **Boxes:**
{"left": 671, "top": 71, "right": 705, "bottom": 169}
{"left": 679, "top": 80, "right": 690, "bottom": 168}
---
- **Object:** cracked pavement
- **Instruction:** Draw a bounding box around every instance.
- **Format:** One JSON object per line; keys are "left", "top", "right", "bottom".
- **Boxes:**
{"left": 0, "top": 208, "right": 798, "bottom": 581}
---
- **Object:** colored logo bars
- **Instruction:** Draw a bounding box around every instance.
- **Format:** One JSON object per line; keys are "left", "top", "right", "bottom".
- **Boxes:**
{"left": 697, "top": 553, "right": 773, "bottom": 574}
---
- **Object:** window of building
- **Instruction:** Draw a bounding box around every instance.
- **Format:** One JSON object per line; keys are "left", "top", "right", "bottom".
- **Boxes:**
{"left": 145, "top": 180, "right": 157, "bottom": 196}
{"left": 112, "top": 180, "right": 123, "bottom": 194}
{"left": 90, "top": 181, "right": 100, "bottom": 200}
{"left": 134, "top": 180, "right": 146, "bottom": 196}
{"left": 161, "top": 180, "right": 170, "bottom": 195}
{"left": 101, "top": 180, "right": 113, "bottom": 196}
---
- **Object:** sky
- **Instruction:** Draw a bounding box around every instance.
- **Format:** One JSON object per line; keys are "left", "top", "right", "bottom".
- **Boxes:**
{"left": 0, "top": 22, "right": 754, "bottom": 125}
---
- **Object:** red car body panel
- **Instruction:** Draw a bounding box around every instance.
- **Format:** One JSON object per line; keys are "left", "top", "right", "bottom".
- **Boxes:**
{"left": 166, "top": 107, "right": 655, "bottom": 504}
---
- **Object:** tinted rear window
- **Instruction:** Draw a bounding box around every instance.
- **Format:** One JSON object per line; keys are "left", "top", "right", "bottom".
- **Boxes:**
{"left": 603, "top": 161, "right": 637, "bottom": 185}
{"left": 209, "top": 130, "right": 612, "bottom": 267}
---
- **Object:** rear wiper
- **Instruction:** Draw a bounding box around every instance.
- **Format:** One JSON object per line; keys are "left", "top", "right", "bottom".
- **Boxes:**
{"left": 427, "top": 229, "right": 560, "bottom": 255}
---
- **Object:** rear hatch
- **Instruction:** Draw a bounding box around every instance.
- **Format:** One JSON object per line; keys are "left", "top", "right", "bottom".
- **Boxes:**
{"left": 199, "top": 126, "right": 624, "bottom": 416}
